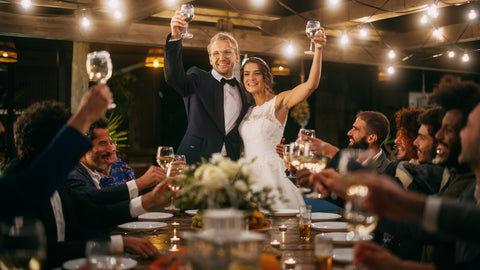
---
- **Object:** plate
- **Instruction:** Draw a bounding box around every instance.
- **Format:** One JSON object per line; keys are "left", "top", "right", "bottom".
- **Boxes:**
{"left": 185, "top": 209, "right": 198, "bottom": 216}
{"left": 117, "top": 221, "right": 167, "bottom": 232}
{"left": 272, "top": 209, "right": 299, "bottom": 217}
{"left": 138, "top": 212, "right": 173, "bottom": 221}
{"left": 311, "top": 222, "right": 348, "bottom": 232}
{"left": 332, "top": 248, "right": 354, "bottom": 263}
{"left": 321, "top": 232, "right": 372, "bottom": 245}
{"left": 296, "top": 212, "right": 341, "bottom": 221}
{"left": 63, "top": 257, "right": 138, "bottom": 270}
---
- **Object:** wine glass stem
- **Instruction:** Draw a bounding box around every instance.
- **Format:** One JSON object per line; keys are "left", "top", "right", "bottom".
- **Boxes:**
{"left": 310, "top": 40, "right": 314, "bottom": 52}
{"left": 185, "top": 23, "right": 189, "bottom": 34}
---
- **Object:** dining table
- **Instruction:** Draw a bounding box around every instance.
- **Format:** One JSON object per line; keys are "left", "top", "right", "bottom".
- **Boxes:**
{"left": 101, "top": 207, "right": 356, "bottom": 270}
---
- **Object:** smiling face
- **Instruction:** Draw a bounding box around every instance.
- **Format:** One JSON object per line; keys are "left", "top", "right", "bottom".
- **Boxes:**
{"left": 435, "top": 109, "right": 463, "bottom": 166}
{"left": 413, "top": 124, "right": 436, "bottom": 163}
{"left": 394, "top": 132, "right": 407, "bottom": 161}
{"left": 347, "top": 117, "right": 370, "bottom": 149}
{"left": 208, "top": 39, "right": 239, "bottom": 78}
{"left": 83, "top": 128, "right": 117, "bottom": 172}
{"left": 242, "top": 62, "right": 266, "bottom": 94}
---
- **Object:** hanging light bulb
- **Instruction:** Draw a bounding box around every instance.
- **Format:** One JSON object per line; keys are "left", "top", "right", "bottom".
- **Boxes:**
{"left": 468, "top": 9, "right": 477, "bottom": 20}
{"left": 21, "top": 0, "right": 32, "bottom": 9}
{"left": 339, "top": 31, "right": 349, "bottom": 46}
{"left": 447, "top": 50, "right": 455, "bottom": 58}
{"left": 250, "top": 0, "right": 267, "bottom": 7}
{"left": 388, "top": 50, "right": 396, "bottom": 59}
{"left": 359, "top": 27, "right": 368, "bottom": 38}
{"left": 113, "top": 10, "right": 123, "bottom": 20}
{"left": 420, "top": 15, "right": 428, "bottom": 24}
{"left": 462, "top": 52, "right": 470, "bottom": 62}
{"left": 328, "top": 0, "right": 341, "bottom": 8}
{"left": 81, "top": 15, "right": 91, "bottom": 28}
{"left": 427, "top": 4, "right": 439, "bottom": 19}
{"left": 432, "top": 28, "right": 443, "bottom": 40}
{"left": 387, "top": 66, "right": 395, "bottom": 74}
{"left": 107, "top": 0, "right": 120, "bottom": 9}
{"left": 283, "top": 40, "right": 295, "bottom": 57}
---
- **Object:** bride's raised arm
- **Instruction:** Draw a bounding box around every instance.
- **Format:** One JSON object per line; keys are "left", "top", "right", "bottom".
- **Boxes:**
{"left": 275, "top": 27, "right": 326, "bottom": 114}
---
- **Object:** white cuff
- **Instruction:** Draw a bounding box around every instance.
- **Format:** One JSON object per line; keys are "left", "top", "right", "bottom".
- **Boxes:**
{"left": 110, "top": 235, "right": 124, "bottom": 254}
{"left": 129, "top": 196, "right": 147, "bottom": 218}
{"left": 126, "top": 181, "right": 139, "bottom": 199}
{"left": 169, "top": 37, "right": 181, "bottom": 42}
{"left": 422, "top": 196, "right": 442, "bottom": 233}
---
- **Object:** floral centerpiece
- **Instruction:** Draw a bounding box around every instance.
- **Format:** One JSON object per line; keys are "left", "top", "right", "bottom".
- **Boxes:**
{"left": 174, "top": 153, "right": 282, "bottom": 229}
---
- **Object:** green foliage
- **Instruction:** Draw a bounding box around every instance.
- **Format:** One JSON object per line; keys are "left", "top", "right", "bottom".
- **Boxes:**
{"left": 107, "top": 114, "right": 129, "bottom": 149}
{"left": 107, "top": 72, "right": 137, "bottom": 119}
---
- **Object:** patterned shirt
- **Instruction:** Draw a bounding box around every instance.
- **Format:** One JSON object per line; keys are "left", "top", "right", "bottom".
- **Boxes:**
{"left": 99, "top": 158, "right": 136, "bottom": 187}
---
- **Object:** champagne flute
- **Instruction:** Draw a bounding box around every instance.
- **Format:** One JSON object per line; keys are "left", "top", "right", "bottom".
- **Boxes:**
{"left": 86, "top": 50, "right": 116, "bottom": 109}
{"left": 164, "top": 163, "right": 184, "bottom": 211}
{"left": 156, "top": 146, "right": 174, "bottom": 169}
{"left": 305, "top": 20, "right": 320, "bottom": 55}
{"left": 181, "top": 4, "right": 194, "bottom": 39}
{"left": 0, "top": 216, "right": 47, "bottom": 270}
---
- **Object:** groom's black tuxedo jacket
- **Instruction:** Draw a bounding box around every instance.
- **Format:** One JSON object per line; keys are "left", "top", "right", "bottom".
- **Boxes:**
{"left": 164, "top": 34, "right": 252, "bottom": 164}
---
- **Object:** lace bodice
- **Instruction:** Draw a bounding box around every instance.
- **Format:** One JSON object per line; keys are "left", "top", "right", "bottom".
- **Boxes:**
{"left": 239, "top": 96, "right": 285, "bottom": 159}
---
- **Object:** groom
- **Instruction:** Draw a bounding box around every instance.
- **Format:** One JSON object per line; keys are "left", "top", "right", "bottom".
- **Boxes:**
{"left": 164, "top": 10, "right": 252, "bottom": 164}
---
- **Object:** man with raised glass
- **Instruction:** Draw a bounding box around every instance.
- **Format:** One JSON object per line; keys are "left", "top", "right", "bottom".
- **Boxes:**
{"left": 164, "top": 9, "right": 252, "bottom": 164}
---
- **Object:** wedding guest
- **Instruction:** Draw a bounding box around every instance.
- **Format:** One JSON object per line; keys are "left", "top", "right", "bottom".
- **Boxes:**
{"left": 393, "top": 107, "right": 425, "bottom": 162}
{"left": 0, "top": 84, "right": 111, "bottom": 218}
{"left": 164, "top": 10, "right": 252, "bottom": 164}
{"left": 2, "top": 99, "right": 162, "bottom": 268}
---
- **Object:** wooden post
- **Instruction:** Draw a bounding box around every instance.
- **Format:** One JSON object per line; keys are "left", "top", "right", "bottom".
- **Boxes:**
{"left": 71, "top": 42, "right": 89, "bottom": 112}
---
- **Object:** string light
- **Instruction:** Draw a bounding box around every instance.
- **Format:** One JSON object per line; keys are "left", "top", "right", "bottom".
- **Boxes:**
{"left": 468, "top": 9, "right": 477, "bottom": 20}
{"left": 427, "top": 4, "right": 439, "bottom": 19}
{"left": 388, "top": 50, "right": 396, "bottom": 59}
{"left": 447, "top": 50, "right": 455, "bottom": 58}
{"left": 462, "top": 52, "right": 470, "bottom": 62}
{"left": 21, "top": 0, "right": 31, "bottom": 9}
{"left": 420, "top": 15, "right": 428, "bottom": 24}
{"left": 250, "top": 0, "right": 267, "bottom": 7}
{"left": 387, "top": 66, "right": 395, "bottom": 74}
{"left": 432, "top": 28, "right": 443, "bottom": 40}
{"left": 328, "top": 0, "right": 341, "bottom": 8}
{"left": 359, "top": 27, "right": 368, "bottom": 39}
{"left": 107, "top": 0, "right": 120, "bottom": 9}
{"left": 339, "top": 31, "right": 349, "bottom": 46}
{"left": 81, "top": 15, "right": 91, "bottom": 29}
{"left": 113, "top": 10, "right": 123, "bottom": 20}
{"left": 283, "top": 40, "right": 295, "bottom": 57}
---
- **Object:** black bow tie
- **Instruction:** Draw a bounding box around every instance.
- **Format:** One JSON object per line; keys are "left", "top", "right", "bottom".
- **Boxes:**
{"left": 221, "top": 78, "right": 237, "bottom": 87}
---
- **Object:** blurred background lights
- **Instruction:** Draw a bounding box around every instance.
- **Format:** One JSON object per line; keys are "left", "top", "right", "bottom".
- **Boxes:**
{"left": 447, "top": 50, "right": 455, "bottom": 58}
{"left": 420, "top": 15, "right": 428, "bottom": 24}
{"left": 250, "top": 0, "right": 267, "bottom": 7}
{"left": 283, "top": 41, "right": 295, "bottom": 57}
{"left": 433, "top": 28, "right": 443, "bottom": 39}
{"left": 81, "top": 16, "right": 91, "bottom": 28}
{"left": 468, "top": 9, "right": 477, "bottom": 20}
{"left": 387, "top": 66, "right": 395, "bottom": 74}
{"left": 21, "top": 0, "right": 31, "bottom": 9}
{"left": 462, "top": 53, "right": 470, "bottom": 62}
{"left": 359, "top": 27, "right": 368, "bottom": 38}
{"left": 340, "top": 31, "right": 349, "bottom": 46}
{"left": 388, "top": 50, "right": 396, "bottom": 59}
{"left": 427, "top": 4, "right": 439, "bottom": 18}
{"left": 328, "top": 0, "right": 341, "bottom": 8}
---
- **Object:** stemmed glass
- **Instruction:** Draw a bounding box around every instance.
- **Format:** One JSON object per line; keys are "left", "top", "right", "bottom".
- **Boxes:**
{"left": 164, "top": 163, "right": 184, "bottom": 211}
{"left": 305, "top": 20, "right": 321, "bottom": 55}
{"left": 0, "top": 217, "right": 47, "bottom": 270}
{"left": 156, "top": 146, "right": 174, "bottom": 169}
{"left": 339, "top": 150, "right": 378, "bottom": 241}
{"left": 85, "top": 240, "right": 121, "bottom": 270}
{"left": 86, "top": 50, "right": 116, "bottom": 109}
{"left": 181, "top": 4, "right": 194, "bottom": 39}
{"left": 298, "top": 128, "right": 316, "bottom": 139}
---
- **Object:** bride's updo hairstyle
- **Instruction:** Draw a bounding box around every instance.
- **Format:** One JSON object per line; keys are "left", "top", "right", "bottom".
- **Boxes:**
{"left": 241, "top": 57, "right": 275, "bottom": 95}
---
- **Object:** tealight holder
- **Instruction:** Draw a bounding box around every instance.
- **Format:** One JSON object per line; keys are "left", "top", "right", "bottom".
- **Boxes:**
{"left": 279, "top": 224, "right": 287, "bottom": 232}
{"left": 284, "top": 258, "right": 296, "bottom": 269}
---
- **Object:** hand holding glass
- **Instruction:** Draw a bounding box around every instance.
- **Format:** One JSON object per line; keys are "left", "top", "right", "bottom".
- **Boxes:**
{"left": 305, "top": 20, "right": 321, "bottom": 55}
{"left": 86, "top": 51, "right": 116, "bottom": 109}
{"left": 181, "top": 4, "right": 194, "bottom": 39}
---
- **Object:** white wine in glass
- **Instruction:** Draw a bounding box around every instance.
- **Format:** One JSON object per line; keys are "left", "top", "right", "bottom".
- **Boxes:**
{"left": 86, "top": 50, "right": 116, "bottom": 109}
{"left": 156, "top": 146, "right": 174, "bottom": 169}
{"left": 181, "top": 4, "right": 194, "bottom": 39}
{"left": 344, "top": 183, "right": 378, "bottom": 241}
{"left": 305, "top": 20, "right": 320, "bottom": 55}
{"left": 164, "top": 163, "right": 183, "bottom": 211}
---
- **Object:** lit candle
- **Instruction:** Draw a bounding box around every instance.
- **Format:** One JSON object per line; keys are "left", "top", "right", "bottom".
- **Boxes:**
{"left": 284, "top": 258, "right": 296, "bottom": 269}
{"left": 170, "top": 236, "right": 181, "bottom": 244}
{"left": 279, "top": 224, "right": 287, "bottom": 232}
{"left": 169, "top": 244, "right": 179, "bottom": 252}
{"left": 171, "top": 222, "right": 180, "bottom": 226}
{"left": 270, "top": 239, "right": 280, "bottom": 248}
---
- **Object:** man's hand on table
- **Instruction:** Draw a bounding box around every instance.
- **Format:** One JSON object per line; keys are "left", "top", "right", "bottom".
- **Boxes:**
{"left": 122, "top": 236, "right": 158, "bottom": 259}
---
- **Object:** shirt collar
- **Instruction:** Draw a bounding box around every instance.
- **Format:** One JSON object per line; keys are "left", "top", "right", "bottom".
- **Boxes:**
{"left": 211, "top": 69, "right": 235, "bottom": 82}
{"left": 80, "top": 162, "right": 102, "bottom": 189}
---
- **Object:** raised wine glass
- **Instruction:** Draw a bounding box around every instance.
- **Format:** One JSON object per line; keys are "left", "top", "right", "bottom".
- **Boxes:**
{"left": 86, "top": 50, "right": 116, "bottom": 109}
{"left": 181, "top": 4, "right": 194, "bottom": 39}
{"left": 305, "top": 20, "right": 321, "bottom": 55}
{"left": 164, "top": 163, "right": 184, "bottom": 211}
{"left": 156, "top": 146, "right": 174, "bottom": 169}
{"left": 0, "top": 217, "right": 47, "bottom": 270}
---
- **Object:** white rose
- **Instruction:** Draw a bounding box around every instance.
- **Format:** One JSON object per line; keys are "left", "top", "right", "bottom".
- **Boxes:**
{"left": 234, "top": 180, "right": 248, "bottom": 193}
{"left": 201, "top": 165, "right": 227, "bottom": 190}
{"left": 210, "top": 153, "right": 225, "bottom": 164}
{"left": 218, "top": 159, "right": 240, "bottom": 178}
{"left": 194, "top": 164, "right": 207, "bottom": 180}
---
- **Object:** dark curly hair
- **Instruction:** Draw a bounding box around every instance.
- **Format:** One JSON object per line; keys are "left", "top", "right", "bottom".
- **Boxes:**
{"left": 85, "top": 117, "right": 109, "bottom": 141}
{"left": 14, "top": 100, "right": 71, "bottom": 162}
{"left": 434, "top": 80, "right": 480, "bottom": 128}
{"left": 417, "top": 106, "right": 445, "bottom": 137}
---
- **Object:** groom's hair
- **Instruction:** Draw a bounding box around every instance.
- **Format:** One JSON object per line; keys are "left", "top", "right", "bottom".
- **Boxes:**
{"left": 207, "top": 32, "right": 239, "bottom": 55}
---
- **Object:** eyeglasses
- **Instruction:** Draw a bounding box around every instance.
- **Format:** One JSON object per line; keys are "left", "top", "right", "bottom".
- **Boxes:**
{"left": 98, "top": 139, "right": 117, "bottom": 148}
{"left": 210, "top": 49, "right": 235, "bottom": 59}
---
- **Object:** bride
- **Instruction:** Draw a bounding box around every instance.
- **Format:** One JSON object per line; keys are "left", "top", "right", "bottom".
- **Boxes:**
{"left": 238, "top": 27, "right": 326, "bottom": 209}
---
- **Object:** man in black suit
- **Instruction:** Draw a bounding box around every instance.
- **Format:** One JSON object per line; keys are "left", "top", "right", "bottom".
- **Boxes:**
{"left": 164, "top": 10, "right": 252, "bottom": 164}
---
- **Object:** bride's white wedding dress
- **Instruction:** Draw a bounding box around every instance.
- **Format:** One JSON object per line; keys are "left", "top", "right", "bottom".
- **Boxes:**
{"left": 239, "top": 96, "right": 305, "bottom": 209}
